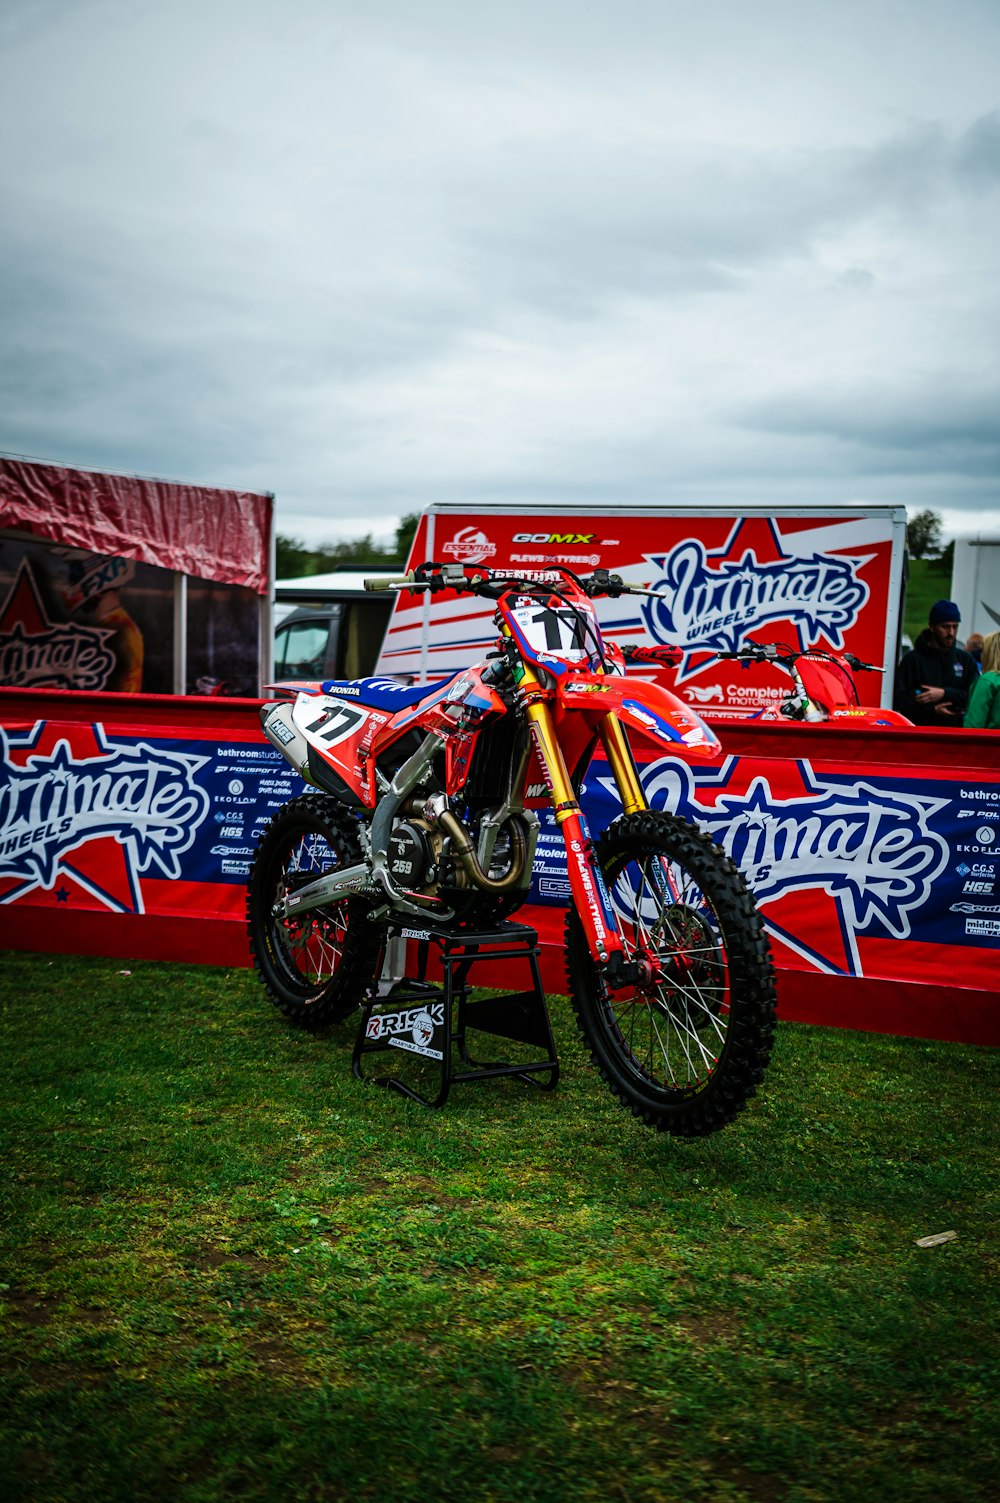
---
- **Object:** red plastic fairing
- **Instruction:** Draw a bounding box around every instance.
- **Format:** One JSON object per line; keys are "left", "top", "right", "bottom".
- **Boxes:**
{"left": 804, "top": 657, "right": 859, "bottom": 706}
{"left": 554, "top": 674, "right": 722, "bottom": 760}
{"left": 0, "top": 457, "right": 273, "bottom": 594}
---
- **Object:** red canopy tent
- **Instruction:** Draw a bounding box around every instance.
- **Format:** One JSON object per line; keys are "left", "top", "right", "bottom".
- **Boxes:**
{"left": 0, "top": 456, "right": 273, "bottom": 593}
{"left": 0, "top": 456, "right": 275, "bottom": 693}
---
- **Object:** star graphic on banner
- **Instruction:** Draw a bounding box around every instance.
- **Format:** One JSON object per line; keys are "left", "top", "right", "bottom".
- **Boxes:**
{"left": 0, "top": 559, "right": 50, "bottom": 635}
{"left": 639, "top": 517, "right": 874, "bottom": 683}
{"left": 0, "top": 721, "right": 144, "bottom": 914}
{"left": 630, "top": 752, "right": 949, "bottom": 979}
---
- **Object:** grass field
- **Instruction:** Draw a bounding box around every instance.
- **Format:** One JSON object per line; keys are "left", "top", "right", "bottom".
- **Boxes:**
{"left": 1, "top": 951, "right": 997, "bottom": 1503}
{"left": 904, "top": 555, "right": 955, "bottom": 644}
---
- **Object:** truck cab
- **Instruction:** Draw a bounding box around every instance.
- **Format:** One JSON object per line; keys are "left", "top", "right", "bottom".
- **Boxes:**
{"left": 274, "top": 571, "right": 396, "bottom": 683}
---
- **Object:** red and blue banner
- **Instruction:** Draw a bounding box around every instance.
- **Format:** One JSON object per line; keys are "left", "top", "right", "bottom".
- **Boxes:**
{"left": 1, "top": 688, "right": 997, "bottom": 1045}
{"left": 0, "top": 689, "right": 290, "bottom": 965}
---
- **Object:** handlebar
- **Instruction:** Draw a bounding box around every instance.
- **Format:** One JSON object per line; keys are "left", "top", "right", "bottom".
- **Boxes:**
{"left": 364, "top": 572, "right": 414, "bottom": 591}
{"left": 716, "top": 644, "right": 884, "bottom": 673}
{"left": 363, "top": 561, "right": 645, "bottom": 599}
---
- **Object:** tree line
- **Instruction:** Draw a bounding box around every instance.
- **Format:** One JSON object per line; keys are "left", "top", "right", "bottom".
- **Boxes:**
{"left": 277, "top": 507, "right": 950, "bottom": 579}
{"left": 276, "top": 512, "right": 421, "bottom": 579}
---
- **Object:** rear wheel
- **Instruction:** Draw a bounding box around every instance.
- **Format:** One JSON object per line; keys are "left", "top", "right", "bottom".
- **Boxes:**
{"left": 566, "top": 811, "right": 777, "bottom": 1136}
{"left": 247, "top": 795, "right": 381, "bottom": 1027}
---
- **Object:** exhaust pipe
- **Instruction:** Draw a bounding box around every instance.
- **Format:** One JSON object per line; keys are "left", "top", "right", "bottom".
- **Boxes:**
{"left": 280, "top": 861, "right": 378, "bottom": 918}
{"left": 260, "top": 702, "right": 318, "bottom": 786}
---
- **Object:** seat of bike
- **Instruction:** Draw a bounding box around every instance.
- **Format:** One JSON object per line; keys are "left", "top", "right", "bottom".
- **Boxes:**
{"left": 319, "top": 675, "right": 454, "bottom": 710}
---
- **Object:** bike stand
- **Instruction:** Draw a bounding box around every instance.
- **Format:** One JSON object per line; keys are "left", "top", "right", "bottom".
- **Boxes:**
{"left": 352, "top": 919, "right": 560, "bottom": 1109}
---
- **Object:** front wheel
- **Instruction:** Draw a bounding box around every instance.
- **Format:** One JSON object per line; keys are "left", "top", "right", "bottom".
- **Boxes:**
{"left": 566, "top": 811, "right": 777, "bottom": 1136}
{"left": 247, "top": 795, "right": 381, "bottom": 1027}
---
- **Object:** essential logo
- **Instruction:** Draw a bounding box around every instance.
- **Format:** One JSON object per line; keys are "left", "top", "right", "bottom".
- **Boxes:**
{"left": 638, "top": 520, "right": 870, "bottom": 679}
{"left": 0, "top": 723, "right": 210, "bottom": 910}
{"left": 442, "top": 527, "right": 496, "bottom": 564}
{"left": 628, "top": 757, "right": 950, "bottom": 976}
{"left": 0, "top": 559, "right": 116, "bottom": 690}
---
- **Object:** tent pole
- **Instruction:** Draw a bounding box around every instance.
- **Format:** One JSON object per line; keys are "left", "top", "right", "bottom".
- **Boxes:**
{"left": 261, "top": 494, "right": 276, "bottom": 693}
{"left": 173, "top": 573, "right": 188, "bottom": 695}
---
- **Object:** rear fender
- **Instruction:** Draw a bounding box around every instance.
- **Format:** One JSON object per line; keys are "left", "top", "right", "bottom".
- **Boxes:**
{"left": 555, "top": 675, "right": 721, "bottom": 761}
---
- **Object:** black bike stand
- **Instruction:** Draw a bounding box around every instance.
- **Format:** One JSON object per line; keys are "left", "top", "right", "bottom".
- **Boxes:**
{"left": 352, "top": 919, "right": 560, "bottom": 1109}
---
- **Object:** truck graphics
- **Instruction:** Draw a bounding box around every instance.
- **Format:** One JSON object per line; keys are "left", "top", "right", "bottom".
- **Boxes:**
{"left": 376, "top": 504, "right": 905, "bottom": 714}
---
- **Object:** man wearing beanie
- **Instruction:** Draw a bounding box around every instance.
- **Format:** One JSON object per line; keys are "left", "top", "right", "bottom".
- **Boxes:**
{"left": 894, "top": 600, "right": 978, "bottom": 726}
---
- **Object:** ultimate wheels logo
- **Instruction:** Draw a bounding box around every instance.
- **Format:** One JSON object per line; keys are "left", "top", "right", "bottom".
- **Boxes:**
{"left": 0, "top": 721, "right": 210, "bottom": 912}
{"left": 640, "top": 519, "right": 870, "bottom": 680}
{"left": 0, "top": 558, "right": 116, "bottom": 689}
{"left": 627, "top": 756, "right": 950, "bottom": 976}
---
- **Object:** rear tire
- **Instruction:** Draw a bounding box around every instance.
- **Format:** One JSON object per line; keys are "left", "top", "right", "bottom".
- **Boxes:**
{"left": 247, "top": 795, "right": 381, "bottom": 1027}
{"left": 566, "top": 810, "right": 777, "bottom": 1137}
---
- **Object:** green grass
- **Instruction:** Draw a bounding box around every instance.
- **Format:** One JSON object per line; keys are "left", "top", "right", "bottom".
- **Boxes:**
{"left": 1, "top": 952, "right": 997, "bottom": 1503}
{"left": 904, "top": 555, "right": 955, "bottom": 644}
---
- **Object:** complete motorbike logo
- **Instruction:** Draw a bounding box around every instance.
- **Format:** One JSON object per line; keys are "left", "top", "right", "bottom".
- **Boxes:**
{"left": 639, "top": 520, "right": 870, "bottom": 676}
{"left": 0, "top": 559, "right": 116, "bottom": 690}
{"left": 0, "top": 722, "right": 210, "bottom": 911}
{"left": 633, "top": 757, "right": 949, "bottom": 976}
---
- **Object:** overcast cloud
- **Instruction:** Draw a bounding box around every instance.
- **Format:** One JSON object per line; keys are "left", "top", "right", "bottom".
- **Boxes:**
{"left": 1, "top": 0, "right": 998, "bottom": 544}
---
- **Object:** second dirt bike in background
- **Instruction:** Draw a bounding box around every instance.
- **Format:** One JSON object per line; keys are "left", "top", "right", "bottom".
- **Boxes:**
{"left": 624, "top": 641, "right": 910, "bottom": 728}
{"left": 718, "top": 643, "right": 912, "bottom": 727}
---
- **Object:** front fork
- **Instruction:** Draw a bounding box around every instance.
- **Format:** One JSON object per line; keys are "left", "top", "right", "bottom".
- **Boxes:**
{"left": 517, "top": 662, "right": 649, "bottom": 971}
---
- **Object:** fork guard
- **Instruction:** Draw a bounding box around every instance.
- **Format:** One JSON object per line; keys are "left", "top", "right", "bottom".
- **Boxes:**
{"left": 555, "top": 676, "right": 721, "bottom": 759}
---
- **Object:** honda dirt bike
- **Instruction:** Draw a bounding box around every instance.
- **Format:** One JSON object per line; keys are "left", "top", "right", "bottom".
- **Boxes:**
{"left": 247, "top": 562, "right": 777, "bottom": 1137}
{"left": 714, "top": 643, "right": 912, "bottom": 727}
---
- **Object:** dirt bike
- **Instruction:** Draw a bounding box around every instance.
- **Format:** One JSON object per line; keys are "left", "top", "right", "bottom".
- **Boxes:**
{"left": 623, "top": 640, "right": 910, "bottom": 727}
{"left": 247, "top": 562, "right": 778, "bottom": 1136}
{"left": 714, "top": 642, "right": 913, "bottom": 727}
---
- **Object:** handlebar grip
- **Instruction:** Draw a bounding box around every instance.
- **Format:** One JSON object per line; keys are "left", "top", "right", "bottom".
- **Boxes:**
{"left": 622, "top": 644, "right": 681, "bottom": 663}
{"left": 364, "top": 573, "right": 414, "bottom": 590}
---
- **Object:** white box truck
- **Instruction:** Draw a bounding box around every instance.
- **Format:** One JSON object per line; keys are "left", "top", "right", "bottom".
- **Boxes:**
{"left": 950, "top": 537, "right": 1000, "bottom": 641}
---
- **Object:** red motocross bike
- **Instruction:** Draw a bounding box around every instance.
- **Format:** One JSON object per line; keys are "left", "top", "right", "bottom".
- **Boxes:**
{"left": 716, "top": 642, "right": 912, "bottom": 727}
{"left": 248, "top": 563, "right": 778, "bottom": 1136}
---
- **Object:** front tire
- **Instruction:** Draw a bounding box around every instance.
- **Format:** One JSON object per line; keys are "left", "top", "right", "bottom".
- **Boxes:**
{"left": 247, "top": 795, "right": 381, "bottom": 1027}
{"left": 566, "top": 811, "right": 777, "bottom": 1136}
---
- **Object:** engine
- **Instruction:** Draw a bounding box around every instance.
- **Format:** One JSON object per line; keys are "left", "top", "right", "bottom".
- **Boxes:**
{"left": 387, "top": 799, "right": 537, "bottom": 899}
{"left": 387, "top": 818, "right": 442, "bottom": 890}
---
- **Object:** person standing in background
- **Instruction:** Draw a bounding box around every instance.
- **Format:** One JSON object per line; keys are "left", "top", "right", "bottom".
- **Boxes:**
{"left": 966, "top": 632, "right": 984, "bottom": 668}
{"left": 65, "top": 555, "right": 144, "bottom": 693}
{"left": 894, "top": 600, "right": 978, "bottom": 726}
{"left": 964, "top": 631, "right": 1000, "bottom": 729}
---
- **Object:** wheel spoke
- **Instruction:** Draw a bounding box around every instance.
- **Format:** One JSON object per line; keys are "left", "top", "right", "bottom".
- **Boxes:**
{"left": 603, "top": 839, "right": 737, "bottom": 1089}
{"left": 568, "top": 810, "right": 775, "bottom": 1134}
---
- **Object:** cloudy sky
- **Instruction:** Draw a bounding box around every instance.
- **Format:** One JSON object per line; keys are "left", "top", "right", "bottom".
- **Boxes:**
{"left": 1, "top": 0, "right": 998, "bottom": 545}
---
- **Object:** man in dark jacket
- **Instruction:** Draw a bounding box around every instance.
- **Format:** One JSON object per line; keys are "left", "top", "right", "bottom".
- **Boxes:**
{"left": 895, "top": 600, "right": 979, "bottom": 726}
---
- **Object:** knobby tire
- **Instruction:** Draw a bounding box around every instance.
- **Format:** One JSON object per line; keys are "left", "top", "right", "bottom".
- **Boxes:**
{"left": 247, "top": 794, "right": 381, "bottom": 1027}
{"left": 566, "top": 810, "right": 777, "bottom": 1136}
